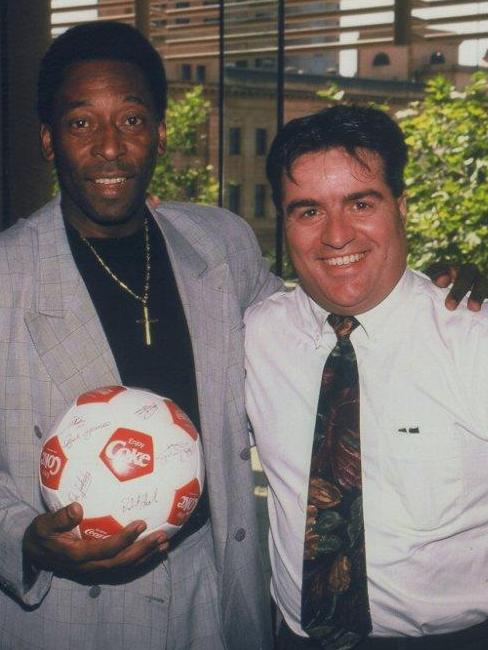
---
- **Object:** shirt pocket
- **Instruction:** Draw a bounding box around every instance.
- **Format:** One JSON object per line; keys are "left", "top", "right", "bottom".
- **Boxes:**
{"left": 378, "top": 422, "right": 463, "bottom": 533}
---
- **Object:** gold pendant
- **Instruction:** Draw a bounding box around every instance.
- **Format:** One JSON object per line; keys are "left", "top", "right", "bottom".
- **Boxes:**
{"left": 137, "top": 305, "right": 159, "bottom": 346}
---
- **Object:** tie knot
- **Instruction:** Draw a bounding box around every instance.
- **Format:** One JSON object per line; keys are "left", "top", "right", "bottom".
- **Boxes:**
{"left": 327, "top": 314, "right": 360, "bottom": 340}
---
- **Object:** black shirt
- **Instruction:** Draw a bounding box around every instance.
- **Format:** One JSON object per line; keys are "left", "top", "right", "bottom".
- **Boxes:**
{"left": 65, "top": 212, "right": 209, "bottom": 539}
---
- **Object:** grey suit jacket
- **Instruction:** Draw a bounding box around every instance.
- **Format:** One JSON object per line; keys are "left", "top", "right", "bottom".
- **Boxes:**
{"left": 0, "top": 197, "right": 281, "bottom": 649}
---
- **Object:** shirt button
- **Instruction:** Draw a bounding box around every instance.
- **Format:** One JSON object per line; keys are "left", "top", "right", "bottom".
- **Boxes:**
{"left": 239, "top": 447, "right": 251, "bottom": 461}
{"left": 34, "top": 425, "right": 43, "bottom": 439}
{"left": 89, "top": 585, "right": 101, "bottom": 598}
{"left": 234, "top": 528, "right": 246, "bottom": 542}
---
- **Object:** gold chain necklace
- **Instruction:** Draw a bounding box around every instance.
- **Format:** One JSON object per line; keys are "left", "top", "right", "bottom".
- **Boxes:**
{"left": 79, "top": 216, "right": 158, "bottom": 346}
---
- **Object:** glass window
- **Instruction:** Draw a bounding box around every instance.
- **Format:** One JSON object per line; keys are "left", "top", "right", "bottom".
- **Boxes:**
{"left": 255, "top": 184, "right": 266, "bottom": 218}
{"left": 229, "top": 127, "right": 241, "bottom": 155}
{"left": 256, "top": 128, "right": 267, "bottom": 156}
{"left": 228, "top": 184, "right": 241, "bottom": 214}
{"left": 254, "top": 57, "right": 276, "bottom": 69}
{"left": 196, "top": 65, "right": 206, "bottom": 83}
{"left": 430, "top": 51, "right": 446, "bottom": 64}
{"left": 373, "top": 52, "right": 390, "bottom": 66}
{"left": 175, "top": 3, "right": 190, "bottom": 25}
{"left": 181, "top": 64, "right": 192, "bottom": 81}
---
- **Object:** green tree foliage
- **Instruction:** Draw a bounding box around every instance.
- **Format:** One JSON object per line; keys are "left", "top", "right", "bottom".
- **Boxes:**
{"left": 397, "top": 73, "right": 488, "bottom": 273}
{"left": 149, "top": 86, "right": 218, "bottom": 204}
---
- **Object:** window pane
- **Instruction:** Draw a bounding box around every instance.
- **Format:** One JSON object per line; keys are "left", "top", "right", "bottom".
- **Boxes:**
{"left": 181, "top": 64, "right": 192, "bottom": 81}
{"left": 256, "top": 128, "right": 267, "bottom": 156}
{"left": 196, "top": 65, "right": 206, "bottom": 83}
{"left": 228, "top": 184, "right": 241, "bottom": 214}
{"left": 255, "top": 184, "right": 266, "bottom": 218}
{"left": 229, "top": 127, "right": 241, "bottom": 155}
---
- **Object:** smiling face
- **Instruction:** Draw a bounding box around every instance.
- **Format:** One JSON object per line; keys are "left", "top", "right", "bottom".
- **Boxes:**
{"left": 40, "top": 59, "right": 166, "bottom": 237}
{"left": 283, "top": 147, "right": 407, "bottom": 315}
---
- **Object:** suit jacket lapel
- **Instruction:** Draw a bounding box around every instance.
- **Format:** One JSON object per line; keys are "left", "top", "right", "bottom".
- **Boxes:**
{"left": 24, "top": 199, "right": 120, "bottom": 405}
{"left": 151, "top": 206, "right": 230, "bottom": 519}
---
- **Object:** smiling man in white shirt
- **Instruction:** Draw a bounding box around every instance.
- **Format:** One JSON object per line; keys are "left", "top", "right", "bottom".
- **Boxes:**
{"left": 245, "top": 105, "right": 488, "bottom": 650}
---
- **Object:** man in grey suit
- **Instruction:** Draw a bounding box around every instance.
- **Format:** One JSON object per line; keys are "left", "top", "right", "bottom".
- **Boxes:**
{"left": 0, "top": 21, "right": 280, "bottom": 649}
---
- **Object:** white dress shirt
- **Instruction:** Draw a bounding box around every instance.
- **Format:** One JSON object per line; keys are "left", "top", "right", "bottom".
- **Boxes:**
{"left": 245, "top": 269, "right": 488, "bottom": 638}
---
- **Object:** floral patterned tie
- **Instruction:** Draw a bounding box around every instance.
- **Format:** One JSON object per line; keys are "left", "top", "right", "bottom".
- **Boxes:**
{"left": 301, "top": 314, "right": 371, "bottom": 650}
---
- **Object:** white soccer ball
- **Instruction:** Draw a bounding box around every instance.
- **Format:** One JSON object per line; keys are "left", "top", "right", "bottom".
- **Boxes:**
{"left": 39, "top": 385, "right": 205, "bottom": 540}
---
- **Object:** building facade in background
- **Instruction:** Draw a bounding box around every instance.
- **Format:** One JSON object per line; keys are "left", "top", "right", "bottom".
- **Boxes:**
{"left": 2, "top": 1, "right": 487, "bottom": 250}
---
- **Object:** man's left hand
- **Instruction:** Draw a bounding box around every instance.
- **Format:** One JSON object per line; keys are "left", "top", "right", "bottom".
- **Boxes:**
{"left": 425, "top": 262, "right": 488, "bottom": 312}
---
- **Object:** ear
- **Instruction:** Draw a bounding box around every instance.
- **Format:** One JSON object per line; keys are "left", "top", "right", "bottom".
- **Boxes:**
{"left": 157, "top": 121, "right": 166, "bottom": 155}
{"left": 40, "top": 124, "right": 55, "bottom": 162}
{"left": 397, "top": 194, "right": 407, "bottom": 223}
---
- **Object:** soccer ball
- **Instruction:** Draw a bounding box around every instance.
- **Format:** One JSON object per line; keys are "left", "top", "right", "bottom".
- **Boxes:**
{"left": 39, "top": 386, "right": 205, "bottom": 540}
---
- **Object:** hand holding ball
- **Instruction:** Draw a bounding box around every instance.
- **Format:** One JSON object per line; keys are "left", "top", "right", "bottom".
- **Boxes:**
{"left": 39, "top": 386, "right": 204, "bottom": 540}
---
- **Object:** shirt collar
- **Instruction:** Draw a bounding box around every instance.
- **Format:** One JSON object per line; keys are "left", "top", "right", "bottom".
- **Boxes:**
{"left": 358, "top": 268, "right": 413, "bottom": 338}
{"left": 300, "top": 267, "right": 413, "bottom": 346}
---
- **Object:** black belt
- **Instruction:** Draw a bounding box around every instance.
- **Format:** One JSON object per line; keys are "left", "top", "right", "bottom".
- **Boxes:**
{"left": 277, "top": 617, "right": 488, "bottom": 650}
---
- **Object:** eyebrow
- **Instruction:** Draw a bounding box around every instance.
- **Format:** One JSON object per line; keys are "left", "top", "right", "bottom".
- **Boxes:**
{"left": 346, "top": 189, "right": 384, "bottom": 202}
{"left": 62, "top": 94, "right": 150, "bottom": 112}
{"left": 285, "top": 189, "right": 385, "bottom": 215}
{"left": 123, "top": 94, "right": 150, "bottom": 108}
{"left": 285, "top": 198, "right": 320, "bottom": 215}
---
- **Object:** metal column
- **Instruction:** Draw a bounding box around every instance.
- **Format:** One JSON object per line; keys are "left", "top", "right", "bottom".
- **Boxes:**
{"left": 135, "top": 0, "right": 151, "bottom": 38}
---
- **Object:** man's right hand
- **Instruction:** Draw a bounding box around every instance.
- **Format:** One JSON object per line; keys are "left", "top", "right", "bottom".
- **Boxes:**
{"left": 23, "top": 502, "right": 168, "bottom": 580}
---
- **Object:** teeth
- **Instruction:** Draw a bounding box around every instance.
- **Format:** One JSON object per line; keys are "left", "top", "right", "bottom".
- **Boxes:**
{"left": 94, "top": 177, "right": 126, "bottom": 185}
{"left": 325, "top": 253, "right": 365, "bottom": 266}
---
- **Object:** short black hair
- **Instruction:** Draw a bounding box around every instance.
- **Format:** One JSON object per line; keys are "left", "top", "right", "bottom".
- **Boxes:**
{"left": 266, "top": 105, "right": 408, "bottom": 213}
{"left": 38, "top": 21, "right": 167, "bottom": 124}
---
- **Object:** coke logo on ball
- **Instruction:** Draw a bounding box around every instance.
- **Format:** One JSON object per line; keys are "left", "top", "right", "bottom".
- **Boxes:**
{"left": 40, "top": 451, "right": 61, "bottom": 476}
{"left": 83, "top": 528, "right": 109, "bottom": 540}
{"left": 100, "top": 428, "right": 154, "bottom": 482}
{"left": 167, "top": 478, "right": 201, "bottom": 526}
{"left": 79, "top": 515, "right": 124, "bottom": 540}
{"left": 39, "top": 436, "right": 67, "bottom": 490}
{"left": 177, "top": 495, "right": 198, "bottom": 513}
{"left": 105, "top": 440, "right": 151, "bottom": 467}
